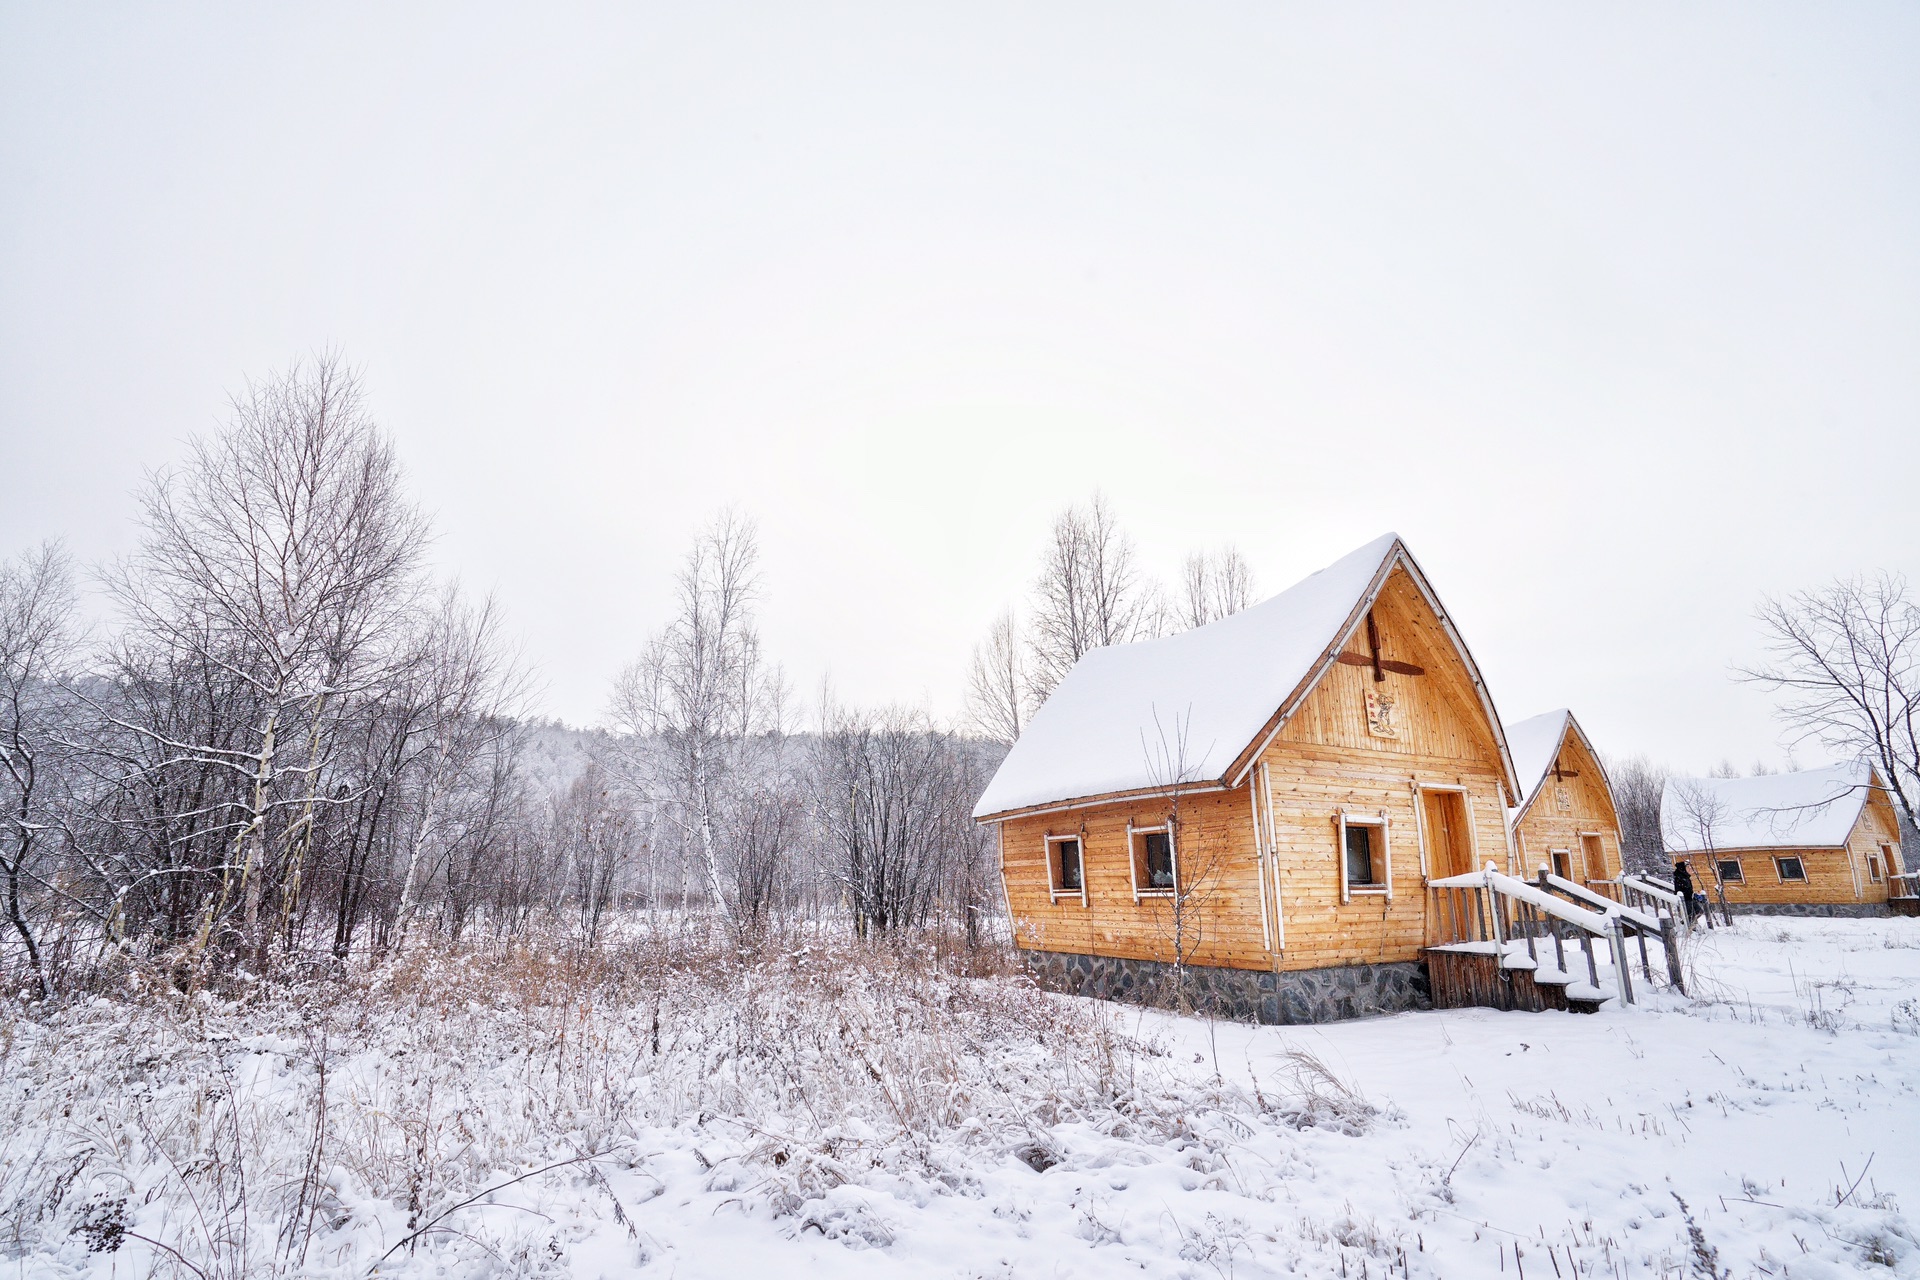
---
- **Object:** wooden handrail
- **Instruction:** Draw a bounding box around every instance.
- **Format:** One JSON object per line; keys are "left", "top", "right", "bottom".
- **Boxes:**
{"left": 1535, "top": 868, "right": 1661, "bottom": 932}
{"left": 1615, "top": 873, "right": 1683, "bottom": 908}
{"left": 1426, "top": 865, "right": 1642, "bottom": 1005}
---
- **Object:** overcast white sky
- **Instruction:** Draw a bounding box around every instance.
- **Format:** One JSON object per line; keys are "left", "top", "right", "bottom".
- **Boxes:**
{"left": 3, "top": 3, "right": 1916, "bottom": 772}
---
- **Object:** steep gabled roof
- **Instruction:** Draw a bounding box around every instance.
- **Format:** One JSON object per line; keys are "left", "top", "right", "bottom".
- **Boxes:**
{"left": 973, "top": 533, "right": 1519, "bottom": 820}
{"left": 1506, "top": 710, "right": 1572, "bottom": 817}
{"left": 1660, "top": 763, "right": 1884, "bottom": 853}
{"left": 1504, "top": 709, "right": 1617, "bottom": 828}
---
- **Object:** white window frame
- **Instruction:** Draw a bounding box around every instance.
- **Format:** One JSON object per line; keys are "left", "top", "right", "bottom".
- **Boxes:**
{"left": 1128, "top": 821, "right": 1178, "bottom": 901}
{"left": 1715, "top": 856, "right": 1745, "bottom": 885}
{"left": 1337, "top": 809, "right": 1392, "bottom": 903}
{"left": 1045, "top": 833, "right": 1087, "bottom": 905}
{"left": 1774, "top": 854, "right": 1808, "bottom": 884}
{"left": 1548, "top": 848, "right": 1573, "bottom": 881}
{"left": 1868, "top": 850, "right": 1885, "bottom": 883}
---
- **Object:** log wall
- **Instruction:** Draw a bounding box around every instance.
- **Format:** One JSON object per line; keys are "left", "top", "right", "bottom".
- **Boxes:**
{"left": 999, "top": 784, "right": 1265, "bottom": 970}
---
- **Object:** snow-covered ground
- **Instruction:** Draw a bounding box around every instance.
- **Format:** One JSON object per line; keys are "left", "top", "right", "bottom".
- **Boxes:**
{"left": 4, "top": 917, "right": 1917, "bottom": 1278}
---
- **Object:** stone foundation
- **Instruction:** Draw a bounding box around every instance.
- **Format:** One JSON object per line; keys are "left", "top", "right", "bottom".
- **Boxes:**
{"left": 1720, "top": 902, "right": 1892, "bottom": 919}
{"left": 1021, "top": 949, "right": 1430, "bottom": 1025}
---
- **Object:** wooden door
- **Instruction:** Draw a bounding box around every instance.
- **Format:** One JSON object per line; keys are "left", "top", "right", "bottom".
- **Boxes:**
{"left": 1422, "top": 790, "right": 1475, "bottom": 944}
{"left": 1422, "top": 790, "right": 1474, "bottom": 879}
{"left": 1580, "top": 834, "right": 1605, "bottom": 884}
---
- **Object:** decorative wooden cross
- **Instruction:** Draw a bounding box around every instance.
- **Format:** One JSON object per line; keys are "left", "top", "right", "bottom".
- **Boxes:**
{"left": 1334, "top": 610, "right": 1426, "bottom": 682}
{"left": 1550, "top": 761, "right": 1580, "bottom": 781}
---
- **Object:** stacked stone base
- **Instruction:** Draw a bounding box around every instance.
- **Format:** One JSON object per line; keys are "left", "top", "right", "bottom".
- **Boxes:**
{"left": 1720, "top": 902, "right": 1891, "bottom": 919}
{"left": 1021, "top": 949, "right": 1429, "bottom": 1025}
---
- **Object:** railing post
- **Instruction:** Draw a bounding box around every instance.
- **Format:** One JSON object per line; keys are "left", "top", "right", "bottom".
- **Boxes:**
{"left": 1660, "top": 916, "right": 1686, "bottom": 996}
{"left": 1609, "top": 919, "right": 1635, "bottom": 1006}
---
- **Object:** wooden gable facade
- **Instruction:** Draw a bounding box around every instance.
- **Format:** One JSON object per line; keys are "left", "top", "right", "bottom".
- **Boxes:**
{"left": 979, "top": 536, "right": 1521, "bottom": 1000}
{"left": 1506, "top": 711, "right": 1624, "bottom": 890}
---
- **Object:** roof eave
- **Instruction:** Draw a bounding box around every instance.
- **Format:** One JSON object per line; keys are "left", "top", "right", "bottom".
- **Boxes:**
{"left": 973, "top": 776, "right": 1235, "bottom": 825}
{"left": 1223, "top": 542, "right": 1405, "bottom": 788}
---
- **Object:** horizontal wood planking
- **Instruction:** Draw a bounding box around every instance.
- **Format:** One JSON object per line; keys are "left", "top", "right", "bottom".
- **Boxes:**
{"left": 996, "top": 563, "right": 1514, "bottom": 974}
{"left": 999, "top": 785, "right": 1266, "bottom": 970}
{"left": 1690, "top": 784, "right": 1902, "bottom": 905}
{"left": 1678, "top": 791, "right": 1901, "bottom": 905}
{"left": 1512, "top": 722, "right": 1623, "bottom": 887}
{"left": 1258, "top": 747, "right": 1507, "bottom": 970}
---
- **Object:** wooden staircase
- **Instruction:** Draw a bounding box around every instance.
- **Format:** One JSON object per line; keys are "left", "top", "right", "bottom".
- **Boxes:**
{"left": 1423, "top": 866, "right": 1687, "bottom": 1014}
{"left": 1891, "top": 873, "right": 1920, "bottom": 917}
{"left": 1426, "top": 942, "right": 1610, "bottom": 1014}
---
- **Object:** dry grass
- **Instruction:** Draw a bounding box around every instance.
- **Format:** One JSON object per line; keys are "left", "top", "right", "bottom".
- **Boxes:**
{"left": 0, "top": 928, "right": 1340, "bottom": 1278}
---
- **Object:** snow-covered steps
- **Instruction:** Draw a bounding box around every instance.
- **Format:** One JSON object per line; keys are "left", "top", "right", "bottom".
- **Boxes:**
{"left": 1424, "top": 943, "right": 1610, "bottom": 1014}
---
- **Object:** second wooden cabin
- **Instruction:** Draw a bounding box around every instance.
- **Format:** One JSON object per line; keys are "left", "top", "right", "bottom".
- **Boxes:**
{"left": 1661, "top": 765, "right": 1905, "bottom": 916}
{"left": 1504, "top": 709, "right": 1624, "bottom": 889}
{"left": 972, "top": 533, "right": 1528, "bottom": 1024}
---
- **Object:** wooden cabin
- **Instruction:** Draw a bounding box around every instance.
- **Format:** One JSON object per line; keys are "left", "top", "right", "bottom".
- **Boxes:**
{"left": 972, "top": 533, "right": 1524, "bottom": 1024}
{"left": 1504, "top": 710, "right": 1624, "bottom": 889}
{"left": 1661, "top": 764, "right": 1904, "bottom": 916}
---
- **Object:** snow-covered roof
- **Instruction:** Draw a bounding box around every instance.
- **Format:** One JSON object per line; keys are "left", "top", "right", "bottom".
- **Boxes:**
{"left": 1505, "top": 710, "right": 1572, "bottom": 814}
{"left": 973, "top": 533, "right": 1517, "bottom": 820}
{"left": 1502, "top": 707, "right": 1618, "bottom": 830}
{"left": 1660, "top": 763, "right": 1881, "bottom": 853}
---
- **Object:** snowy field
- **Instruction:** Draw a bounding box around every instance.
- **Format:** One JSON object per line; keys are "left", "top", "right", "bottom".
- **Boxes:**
{"left": 4, "top": 917, "right": 1918, "bottom": 1279}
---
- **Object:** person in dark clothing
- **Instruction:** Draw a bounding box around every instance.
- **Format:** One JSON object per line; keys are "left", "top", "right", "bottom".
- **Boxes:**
{"left": 1672, "top": 859, "right": 1698, "bottom": 924}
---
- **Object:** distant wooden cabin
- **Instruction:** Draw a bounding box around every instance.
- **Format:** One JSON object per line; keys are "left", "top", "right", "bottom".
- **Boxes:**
{"left": 972, "top": 533, "right": 1524, "bottom": 1024}
{"left": 1661, "top": 764, "right": 1904, "bottom": 916}
{"left": 1504, "top": 710, "right": 1624, "bottom": 889}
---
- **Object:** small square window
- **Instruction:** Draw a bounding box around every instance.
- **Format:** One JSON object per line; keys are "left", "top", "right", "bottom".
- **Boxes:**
{"left": 1550, "top": 851, "right": 1571, "bottom": 881}
{"left": 1775, "top": 856, "right": 1807, "bottom": 883}
{"left": 1345, "top": 823, "right": 1375, "bottom": 886}
{"left": 1716, "top": 858, "right": 1744, "bottom": 885}
{"left": 1129, "top": 826, "right": 1177, "bottom": 896}
{"left": 1142, "top": 832, "right": 1174, "bottom": 888}
{"left": 1054, "top": 838, "right": 1082, "bottom": 893}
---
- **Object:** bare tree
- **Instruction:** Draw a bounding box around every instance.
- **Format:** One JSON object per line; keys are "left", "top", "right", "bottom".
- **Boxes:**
{"left": 1026, "top": 494, "right": 1160, "bottom": 704}
{"left": 1176, "top": 546, "right": 1255, "bottom": 630}
{"left": 1602, "top": 752, "right": 1670, "bottom": 877}
{"left": 964, "top": 608, "right": 1026, "bottom": 745}
{"left": 1138, "top": 707, "right": 1229, "bottom": 1000}
{"left": 98, "top": 356, "right": 431, "bottom": 968}
{"left": 606, "top": 513, "right": 780, "bottom": 926}
{"left": 1667, "top": 779, "right": 1733, "bottom": 926}
{"left": 1742, "top": 574, "right": 1920, "bottom": 834}
{"left": 0, "top": 544, "right": 78, "bottom": 997}
{"left": 540, "top": 760, "right": 632, "bottom": 945}
{"left": 389, "top": 591, "right": 525, "bottom": 942}
{"left": 811, "top": 703, "right": 976, "bottom": 938}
